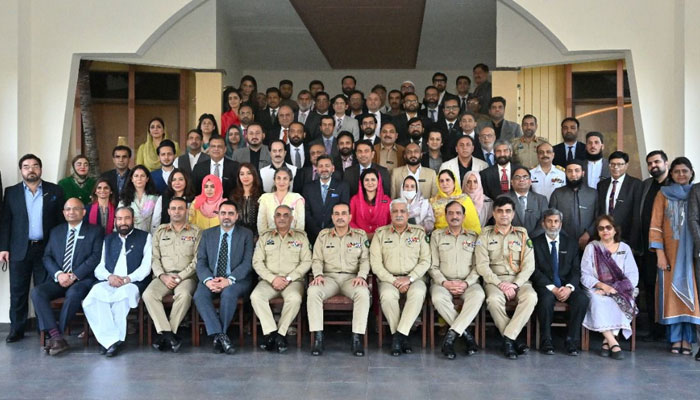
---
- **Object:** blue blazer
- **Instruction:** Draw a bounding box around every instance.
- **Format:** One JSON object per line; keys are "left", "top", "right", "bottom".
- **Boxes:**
{"left": 150, "top": 169, "right": 168, "bottom": 194}
{"left": 0, "top": 181, "right": 65, "bottom": 261}
{"left": 196, "top": 225, "right": 253, "bottom": 283}
{"left": 303, "top": 178, "right": 350, "bottom": 243}
{"left": 42, "top": 222, "right": 104, "bottom": 281}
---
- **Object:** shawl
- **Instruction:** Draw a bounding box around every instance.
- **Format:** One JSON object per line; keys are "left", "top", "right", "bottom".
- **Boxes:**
{"left": 592, "top": 241, "right": 639, "bottom": 320}
{"left": 88, "top": 201, "right": 115, "bottom": 234}
{"left": 193, "top": 174, "right": 225, "bottom": 218}
{"left": 349, "top": 172, "right": 391, "bottom": 233}
{"left": 661, "top": 183, "right": 696, "bottom": 311}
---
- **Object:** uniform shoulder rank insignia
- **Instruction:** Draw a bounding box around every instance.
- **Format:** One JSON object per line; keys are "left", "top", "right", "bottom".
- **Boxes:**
{"left": 364, "top": 240, "right": 370, "bottom": 248}
{"left": 526, "top": 239, "right": 533, "bottom": 248}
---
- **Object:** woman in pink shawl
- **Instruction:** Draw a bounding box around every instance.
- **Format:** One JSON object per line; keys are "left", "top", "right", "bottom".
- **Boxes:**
{"left": 189, "top": 174, "right": 224, "bottom": 229}
{"left": 462, "top": 170, "right": 493, "bottom": 227}
{"left": 350, "top": 168, "right": 391, "bottom": 240}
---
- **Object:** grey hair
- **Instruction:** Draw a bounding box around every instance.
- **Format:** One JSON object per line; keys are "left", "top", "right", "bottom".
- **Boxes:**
{"left": 542, "top": 208, "right": 563, "bottom": 221}
{"left": 274, "top": 204, "right": 293, "bottom": 214}
{"left": 390, "top": 198, "right": 408, "bottom": 210}
{"left": 494, "top": 139, "right": 512, "bottom": 152}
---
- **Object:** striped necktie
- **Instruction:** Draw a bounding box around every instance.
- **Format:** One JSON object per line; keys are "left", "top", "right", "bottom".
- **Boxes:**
{"left": 62, "top": 228, "right": 76, "bottom": 272}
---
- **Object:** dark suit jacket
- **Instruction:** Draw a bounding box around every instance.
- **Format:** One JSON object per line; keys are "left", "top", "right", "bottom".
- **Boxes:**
{"left": 285, "top": 143, "right": 312, "bottom": 169}
{"left": 256, "top": 107, "right": 281, "bottom": 136}
{"left": 303, "top": 179, "right": 350, "bottom": 243}
{"left": 42, "top": 222, "right": 104, "bottom": 281}
{"left": 394, "top": 113, "right": 430, "bottom": 146}
{"left": 196, "top": 225, "right": 254, "bottom": 283}
{"left": 480, "top": 164, "right": 518, "bottom": 200}
{"left": 689, "top": 183, "right": 700, "bottom": 257}
{"left": 191, "top": 158, "right": 240, "bottom": 197}
{"left": 175, "top": 152, "right": 209, "bottom": 178}
{"left": 445, "top": 131, "right": 482, "bottom": 160}
{"left": 354, "top": 112, "right": 393, "bottom": 129}
{"left": 500, "top": 189, "right": 549, "bottom": 238}
{"left": 100, "top": 168, "right": 130, "bottom": 196}
{"left": 304, "top": 111, "right": 330, "bottom": 143}
{"left": 342, "top": 163, "right": 391, "bottom": 197}
{"left": 0, "top": 181, "right": 65, "bottom": 261}
{"left": 531, "top": 232, "right": 582, "bottom": 289}
{"left": 596, "top": 175, "right": 642, "bottom": 252}
{"left": 553, "top": 141, "right": 586, "bottom": 168}
{"left": 292, "top": 166, "right": 342, "bottom": 194}
{"left": 549, "top": 185, "right": 598, "bottom": 240}
{"left": 309, "top": 137, "right": 340, "bottom": 163}
{"left": 151, "top": 169, "right": 168, "bottom": 194}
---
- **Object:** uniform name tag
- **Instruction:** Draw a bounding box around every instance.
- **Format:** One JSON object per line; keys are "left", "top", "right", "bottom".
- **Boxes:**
{"left": 488, "top": 239, "right": 498, "bottom": 245}
{"left": 162, "top": 237, "right": 171, "bottom": 241}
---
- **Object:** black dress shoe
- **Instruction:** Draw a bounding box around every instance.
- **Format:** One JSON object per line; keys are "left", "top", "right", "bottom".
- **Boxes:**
{"left": 105, "top": 341, "right": 123, "bottom": 357}
{"left": 311, "top": 331, "right": 324, "bottom": 356}
{"left": 351, "top": 333, "right": 364, "bottom": 357}
{"left": 565, "top": 339, "right": 579, "bottom": 356}
{"left": 5, "top": 330, "right": 24, "bottom": 343}
{"left": 695, "top": 349, "right": 700, "bottom": 361}
{"left": 442, "top": 329, "right": 458, "bottom": 360}
{"left": 212, "top": 335, "right": 223, "bottom": 353}
{"left": 169, "top": 334, "right": 182, "bottom": 353}
{"left": 99, "top": 345, "right": 107, "bottom": 355}
{"left": 275, "top": 333, "right": 288, "bottom": 353}
{"left": 515, "top": 341, "right": 529, "bottom": 355}
{"left": 540, "top": 338, "right": 555, "bottom": 355}
{"left": 152, "top": 335, "right": 168, "bottom": 351}
{"left": 49, "top": 338, "right": 69, "bottom": 356}
{"left": 401, "top": 334, "right": 413, "bottom": 354}
{"left": 260, "top": 333, "right": 277, "bottom": 351}
{"left": 462, "top": 330, "right": 479, "bottom": 355}
{"left": 503, "top": 338, "right": 518, "bottom": 360}
{"left": 390, "top": 333, "right": 402, "bottom": 356}
{"left": 218, "top": 333, "right": 235, "bottom": 355}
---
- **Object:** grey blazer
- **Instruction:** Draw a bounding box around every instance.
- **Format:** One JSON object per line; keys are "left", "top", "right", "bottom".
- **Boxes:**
{"left": 549, "top": 185, "right": 598, "bottom": 241}
{"left": 477, "top": 119, "right": 523, "bottom": 142}
{"left": 196, "top": 225, "right": 254, "bottom": 283}
{"left": 231, "top": 146, "right": 272, "bottom": 171}
{"left": 336, "top": 115, "right": 360, "bottom": 141}
{"left": 500, "top": 190, "right": 549, "bottom": 238}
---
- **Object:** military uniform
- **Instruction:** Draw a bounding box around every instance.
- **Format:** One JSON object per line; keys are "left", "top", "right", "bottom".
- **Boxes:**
{"left": 307, "top": 228, "right": 371, "bottom": 334}
{"left": 142, "top": 223, "right": 201, "bottom": 334}
{"left": 475, "top": 225, "right": 537, "bottom": 341}
{"left": 251, "top": 229, "right": 312, "bottom": 336}
{"left": 429, "top": 228, "right": 485, "bottom": 335}
{"left": 370, "top": 224, "right": 430, "bottom": 335}
{"left": 511, "top": 136, "right": 548, "bottom": 170}
{"left": 530, "top": 164, "right": 565, "bottom": 201}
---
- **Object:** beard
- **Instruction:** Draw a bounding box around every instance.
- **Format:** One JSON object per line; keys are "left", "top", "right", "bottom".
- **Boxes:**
{"left": 650, "top": 167, "right": 666, "bottom": 178}
{"left": 566, "top": 177, "right": 584, "bottom": 188}
{"left": 563, "top": 132, "right": 577, "bottom": 142}
{"left": 117, "top": 224, "right": 133, "bottom": 236}
{"left": 405, "top": 157, "right": 421, "bottom": 166}
{"left": 496, "top": 156, "right": 511, "bottom": 166}
{"left": 586, "top": 151, "right": 603, "bottom": 161}
{"left": 424, "top": 100, "right": 438, "bottom": 109}
{"left": 289, "top": 136, "right": 304, "bottom": 147}
{"left": 339, "top": 147, "right": 353, "bottom": 156}
{"left": 362, "top": 128, "right": 375, "bottom": 137}
{"left": 545, "top": 228, "right": 561, "bottom": 239}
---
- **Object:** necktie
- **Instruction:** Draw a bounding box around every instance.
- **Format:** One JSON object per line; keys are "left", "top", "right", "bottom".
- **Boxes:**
{"left": 321, "top": 183, "right": 329, "bottom": 203}
{"left": 500, "top": 168, "right": 509, "bottom": 193}
{"left": 486, "top": 153, "right": 493, "bottom": 166}
{"left": 518, "top": 195, "right": 527, "bottom": 211}
{"left": 551, "top": 240, "right": 561, "bottom": 287}
{"left": 336, "top": 117, "right": 343, "bottom": 132}
{"left": 62, "top": 228, "right": 76, "bottom": 272}
{"left": 429, "top": 109, "right": 436, "bottom": 122}
{"left": 448, "top": 122, "right": 453, "bottom": 131}
{"left": 324, "top": 138, "right": 332, "bottom": 155}
{"left": 608, "top": 179, "right": 618, "bottom": 213}
{"left": 567, "top": 146, "right": 574, "bottom": 161}
{"left": 312, "top": 168, "right": 318, "bottom": 181}
{"left": 294, "top": 148, "right": 302, "bottom": 168}
{"left": 216, "top": 232, "right": 229, "bottom": 277}
{"left": 271, "top": 109, "right": 277, "bottom": 120}
{"left": 213, "top": 163, "right": 220, "bottom": 179}
{"left": 299, "top": 112, "right": 307, "bottom": 124}
{"left": 242, "top": 127, "right": 247, "bottom": 142}
{"left": 461, "top": 97, "right": 467, "bottom": 110}
{"left": 282, "top": 128, "right": 288, "bottom": 143}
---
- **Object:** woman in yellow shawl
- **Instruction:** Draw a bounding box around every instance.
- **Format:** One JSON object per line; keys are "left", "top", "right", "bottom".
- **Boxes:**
{"left": 136, "top": 117, "right": 180, "bottom": 171}
{"left": 430, "top": 169, "right": 481, "bottom": 234}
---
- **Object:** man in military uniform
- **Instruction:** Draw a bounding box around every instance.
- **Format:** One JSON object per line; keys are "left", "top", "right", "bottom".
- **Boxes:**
{"left": 370, "top": 199, "right": 431, "bottom": 356}
{"left": 475, "top": 196, "right": 537, "bottom": 359}
{"left": 252, "top": 205, "right": 312, "bottom": 353}
{"left": 307, "top": 202, "right": 370, "bottom": 356}
{"left": 143, "top": 197, "right": 201, "bottom": 352}
{"left": 511, "top": 114, "right": 548, "bottom": 169}
{"left": 430, "top": 201, "right": 485, "bottom": 359}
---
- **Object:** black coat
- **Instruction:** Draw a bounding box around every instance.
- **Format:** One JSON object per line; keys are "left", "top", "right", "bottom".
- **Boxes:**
{"left": 303, "top": 179, "right": 350, "bottom": 244}
{"left": 531, "top": 232, "right": 582, "bottom": 290}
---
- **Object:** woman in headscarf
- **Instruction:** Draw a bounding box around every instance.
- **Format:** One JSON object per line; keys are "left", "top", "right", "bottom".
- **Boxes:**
{"left": 349, "top": 168, "right": 391, "bottom": 240}
{"left": 84, "top": 177, "right": 116, "bottom": 234}
{"left": 462, "top": 170, "right": 493, "bottom": 228}
{"left": 581, "top": 215, "right": 639, "bottom": 360}
{"left": 400, "top": 175, "right": 434, "bottom": 233}
{"left": 650, "top": 157, "right": 700, "bottom": 356}
{"left": 58, "top": 154, "right": 96, "bottom": 205}
{"left": 430, "top": 169, "right": 481, "bottom": 234}
{"left": 189, "top": 174, "right": 224, "bottom": 230}
{"left": 136, "top": 117, "right": 180, "bottom": 171}
{"left": 224, "top": 124, "right": 244, "bottom": 159}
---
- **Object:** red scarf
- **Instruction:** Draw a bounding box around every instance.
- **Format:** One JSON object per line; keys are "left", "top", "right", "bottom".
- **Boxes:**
{"left": 193, "top": 175, "right": 225, "bottom": 218}
{"left": 88, "top": 202, "right": 114, "bottom": 234}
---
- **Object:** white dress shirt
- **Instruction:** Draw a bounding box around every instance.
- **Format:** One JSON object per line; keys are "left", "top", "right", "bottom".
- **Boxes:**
{"left": 209, "top": 159, "right": 224, "bottom": 179}
{"left": 544, "top": 234, "right": 575, "bottom": 292}
{"left": 173, "top": 151, "right": 203, "bottom": 169}
{"left": 604, "top": 174, "right": 626, "bottom": 214}
{"left": 587, "top": 159, "right": 604, "bottom": 189}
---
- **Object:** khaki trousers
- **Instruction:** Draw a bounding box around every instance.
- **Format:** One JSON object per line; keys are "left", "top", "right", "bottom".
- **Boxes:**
{"left": 250, "top": 280, "right": 304, "bottom": 336}
{"left": 378, "top": 280, "right": 427, "bottom": 336}
{"left": 307, "top": 273, "right": 371, "bottom": 334}
{"left": 484, "top": 281, "right": 537, "bottom": 340}
{"left": 430, "top": 283, "right": 485, "bottom": 335}
{"left": 142, "top": 278, "right": 197, "bottom": 334}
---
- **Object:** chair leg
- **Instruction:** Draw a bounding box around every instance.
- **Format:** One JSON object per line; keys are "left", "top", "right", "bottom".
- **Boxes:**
{"left": 364, "top": 327, "right": 369, "bottom": 349}
{"left": 83, "top": 316, "right": 89, "bottom": 346}
{"left": 147, "top": 316, "right": 152, "bottom": 346}
{"left": 377, "top": 312, "right": 383, "bottom": 349}
{"left": 238, "top": 301, "right": 244, "bottom": 348}
{"left": 138, "top": 301, "right": 144, "bottom": 346}
{"left": 535, "top": 318, "right": 541, "bottom": 350}
{"left": 191, "top": 307, "right": 198, "bottom": 347}
{"left": 40, "top": 331, "right": 45, "bottom": 346}
{"left": 526, "top": 317, "right": 532, "bottom": 347}
{"left": 421, "top": 303, "right": 427, "bottom": 349}
{"left": 480, "top": 307, "right": 486, "bottom": 349}
{"left": 296, "top": 311, "right": 302, "bottom": 349}
{"left": 631, "top": 316, "right": 636, "bottom": 352}
{"left": 429, "top": 301, "right": 435, "bottom": 350}
{"left": 252, "top": 313, "right": 258, "bottom": 348}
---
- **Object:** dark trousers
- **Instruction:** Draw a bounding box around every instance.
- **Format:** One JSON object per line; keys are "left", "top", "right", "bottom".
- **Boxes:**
{"left": 31, "top": 279, "right": 94, "bottom": 333}
{"left": 640, "top": 252, "right": 663, "bottom": 334}
{"left": 193, "top": 279, "right": 252, "bottom": 336}
{"left": 535, "top": 287, "right": 589, "bottom": 342}
{"left": 9, "top": 243, "right": 47, "bottom": 333}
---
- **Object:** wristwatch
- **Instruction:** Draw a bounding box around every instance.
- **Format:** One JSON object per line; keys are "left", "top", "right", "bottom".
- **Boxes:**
{"left": 409, "top": 276, "right": 415, "bottom": 283}
{"left": 285, "top": 276, "right": 292, "bottom": 282}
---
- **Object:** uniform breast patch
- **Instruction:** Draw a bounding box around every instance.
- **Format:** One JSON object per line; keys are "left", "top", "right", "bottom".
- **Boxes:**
{"left": 181, "top": 236, "right": 196, "bottom": 242}
{"left": 288, "top": 240, "right": 302, "bottom": 248}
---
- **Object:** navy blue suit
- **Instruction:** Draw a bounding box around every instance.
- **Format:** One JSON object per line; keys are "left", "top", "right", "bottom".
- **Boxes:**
{"left": 150, "top": 169, "right": 168, "bottom": 194}
{"left": 0, "top": 181, "right": 64, "bottom": 333}
{"left": 303, "top": 178, "right": 350, "bottom": 244}
{"left": 193, "top": 226, "right": 254, "bottom": 336}
{"left": 31, "top": 223, "right": 104, "bottom": 333}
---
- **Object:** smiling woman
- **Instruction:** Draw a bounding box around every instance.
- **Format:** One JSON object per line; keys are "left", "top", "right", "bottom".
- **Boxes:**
{"left": 58, "top": 155, "right": 96, "bottom": 206}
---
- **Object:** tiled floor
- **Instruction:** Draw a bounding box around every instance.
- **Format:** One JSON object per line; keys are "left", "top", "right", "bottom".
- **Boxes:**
{"left": 1, "top": 325, "right": 698, "bottom": 400}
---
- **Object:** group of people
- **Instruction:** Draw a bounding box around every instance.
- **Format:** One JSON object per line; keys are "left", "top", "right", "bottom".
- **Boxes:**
{"left": 1, "top": 68, "right": 699, "bottom": 362}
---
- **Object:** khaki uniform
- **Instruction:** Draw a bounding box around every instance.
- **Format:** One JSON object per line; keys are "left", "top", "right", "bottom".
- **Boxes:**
{"left": 251, "top": 229, "right": 312, "bottom": 335}
{"left": 511, "top": 136, "right": 548, "bottom": 170}
{"left": 373, "top": 143, "right": 405, "bottom": 172}
{"left": 370, "top": 224, "right": 431, "bottom": 335}
{"left": 142, "top": 223, "right": 201, "bottom": 334}
{"left": 307, "top": 228, "right": 371, "bottom": 334}
{"left": 429, "top": 228, "right": 485, "bottom": 335}
{"left": 475, "top": 225, "right": 537, "bottom": 340}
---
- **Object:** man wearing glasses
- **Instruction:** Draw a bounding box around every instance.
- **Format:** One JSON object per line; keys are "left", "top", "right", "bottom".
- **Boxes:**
{"left": 499, "top": 167, "right": 549, "bottom": 238}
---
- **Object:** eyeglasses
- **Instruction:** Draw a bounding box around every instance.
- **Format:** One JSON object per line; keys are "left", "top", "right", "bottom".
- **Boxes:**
{"left": 512, "top": 175, "right": 530, "bottom": 181}
{"left": 597, "top": 224, "right": 614, "bottom": 232}
{"left": 609, "top": 162, "right": 626, "bottom": 168}
{"left": 404, "top": 100, "right": 418, "bottom": 104}
{"left": 444, "top": 106, "right": 460, "bottom": 110}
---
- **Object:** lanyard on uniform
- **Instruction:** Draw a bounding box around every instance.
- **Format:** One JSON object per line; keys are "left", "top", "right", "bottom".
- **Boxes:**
{"left": 508, "top": 231, "right": 527, "bottom": 273}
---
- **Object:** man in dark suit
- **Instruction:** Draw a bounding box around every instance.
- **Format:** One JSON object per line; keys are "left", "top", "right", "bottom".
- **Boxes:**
{"left": 267, "top": 105, "right": 297, "bottom": 147}
{"left": 419, "top": 86, "right": 442, "bottom": 130}
{"left": 356, "top": 92, "right": 392, "bottom": 140}
{"left": 303, "top": 155, "right": 350, "bottom": 244}
{"left": 596, "top": 151, "right": 642, "bottom": 251}
{"left": 31, "top": 198, "right": 104, "bottom": 355}
{"left": 499, "top": 167, "right": 549, "bottom": 238}
{"left": 0, "top": 154, "right": 65, "bottom": 342}
{"left": 193, "top": 201, "right": 254, "bottom": 355}
{"left": 432, "top": 71, "right": 458, "bottom": 108}
{"left": 549, "top": 160, "right": 598, "bottom": 251}
{"left": 309, "top": 116, "right": 340, "bottom": 163}
{"left": 304, "top": 91, "right": 331, "bottom": 142}
{"left": 174, "top": 129, "right": 209, "bottom": 179}
{"left": 191, "top": 136, "right": 239, "bottom": 197}
{"left": 480, "top": 139, "right": 519, "bottom": 200}
{"left": 357, "top": 114, "right": 381, "bottom": 146}
{"left": 100, "top": 145, "right": 131, "bottom": 195}
{"left": 433, "top": 97, "right": 461, "bottom": 147}
{"left": 150, "top": 139, "right": 177, "bottom": 194}
{"left": 256, "top": 87, "right": 282, "bottom": 135}
{"left": 531, "top": 209, "right": 589, "bottom": 355}
{"left": 333, "top": 131, "right": 357, "bottom": 174}
{"left": 293, "top": 142, "right": 339, "bottom": 193}
{"left": 583, "top": 131, "right": 610, "bottom": 189}
{"left": 476, "top": 97, "right": 523, "bottom": 142}
{"left": 342, "top": 140, "right": 391, "bottom": 197}
{"left": 284, "top": 122, "right": 311, "bottom": 169}
{"left": 394, "top": 93, "right": 426, "bottom": 145}
{"left": 445, "top": 111, "right": 482, "bottom": 160}
{"left": 553, "top": 117, "right": 586, "bottom": 168}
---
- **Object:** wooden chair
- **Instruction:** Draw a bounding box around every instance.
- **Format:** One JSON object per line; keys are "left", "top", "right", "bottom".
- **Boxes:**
{"left": 38, "top": 297, "right": 90, "bottom": 347}
{"left": 191, "top": 298, "right": 246, "bottom": 347}
{"left": 252, "top": 297, "right": 304, "bottom": 348}
{"left": 428, "top": 297, "right": 480, "bottom": 350}
{"left": 582, "top": 315, "right": 636, "bottom": 352}
{"left": 307, "top": 294, "right": 369, "bottom": 349}
{"left": 146, "top": 294, "right": 199, "bottom": 346}
{"left": 479, "top": 300, "right": 532, "bottom": 349}
{"left": 534, "top": 301, "right": 587, "bottom": 350}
